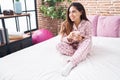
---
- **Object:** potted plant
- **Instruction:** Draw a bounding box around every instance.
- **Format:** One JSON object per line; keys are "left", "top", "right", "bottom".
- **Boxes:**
{"left": 40, "top": 0, "right": 71, "bottom": 20}
{"left": 39, "top": 0, "right": 71, "bottom": 35}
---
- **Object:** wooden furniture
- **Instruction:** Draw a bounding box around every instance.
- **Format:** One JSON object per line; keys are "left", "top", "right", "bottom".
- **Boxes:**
{"left": 0, "top": 13, "right": 33, "bottom": 57}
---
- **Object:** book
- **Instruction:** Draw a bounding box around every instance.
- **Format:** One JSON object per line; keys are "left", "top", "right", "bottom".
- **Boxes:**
{"left": 0, "top": 30, "right": 2, "bottom": 45}
{"left": 0, "top": 29, "right": 5, "bottom": 44}
{"left": 9, "top": 32, "right": 24, "bottom": 40}
{"left": 0, "top": 28, "right": 9, "bottom": 44}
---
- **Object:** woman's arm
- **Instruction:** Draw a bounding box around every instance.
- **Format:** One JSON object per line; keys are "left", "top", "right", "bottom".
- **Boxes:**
{"left": 83, "top": 21, "right": 92, "bottom": 39}
{"left": 60, "top": 33, "right": 73, "bottom": 44}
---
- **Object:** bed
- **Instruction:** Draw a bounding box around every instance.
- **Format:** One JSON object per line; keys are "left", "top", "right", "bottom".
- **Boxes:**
{"left": 0, "top": 35, "right": 120, "bottom": 80}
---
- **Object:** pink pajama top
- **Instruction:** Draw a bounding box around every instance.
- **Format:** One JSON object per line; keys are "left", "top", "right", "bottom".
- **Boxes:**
{"left": 61, "top": 20, "right": 92, "bottom": 66}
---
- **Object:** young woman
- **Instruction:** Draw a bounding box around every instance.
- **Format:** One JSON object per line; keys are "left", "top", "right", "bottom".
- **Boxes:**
{"left": 56, "top": 2, "right": 92, "bottom": 76}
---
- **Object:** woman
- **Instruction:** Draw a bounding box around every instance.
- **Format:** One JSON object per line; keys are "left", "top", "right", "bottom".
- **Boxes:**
{"left": 56, "top": 2, "right": 92, "bottom": 76}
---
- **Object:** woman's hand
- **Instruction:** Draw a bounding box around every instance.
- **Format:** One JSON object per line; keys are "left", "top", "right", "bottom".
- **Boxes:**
{"left": 67, "top": 32, "right": 74, "bottom": 42}
{"left": 67, "top": 32, "right": 73, "bottom": 39}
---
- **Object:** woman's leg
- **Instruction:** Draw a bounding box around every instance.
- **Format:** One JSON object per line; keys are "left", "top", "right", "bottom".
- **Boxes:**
{"left": 56, "top": 42, "right": 75, "bottom": 56}
{"left": 61, "top": 39, "right": 91, "bottom": 76}
{"left": 70, "top": 39, "right": 92, "bottom": 66}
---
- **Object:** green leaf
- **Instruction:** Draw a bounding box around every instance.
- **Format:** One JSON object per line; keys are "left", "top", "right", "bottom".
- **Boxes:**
{"left": 40, "top": 0, "right": 71, "bottom": 20}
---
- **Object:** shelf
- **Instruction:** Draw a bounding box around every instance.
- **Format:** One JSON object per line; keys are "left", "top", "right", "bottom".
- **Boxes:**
{"left": 9, "top": 34, "right": 30, "bottom": 42}
{"left": 0, "top": 13, "right": 30, "bottom": 19}
{"left": 0, "top": 13, "right": 32, "bottom": 57}
{"left": 0, "top": 37, "right": 32, "bottom": 57}
{"left": 8, "top": 37, "right": 32, "bottom": 54}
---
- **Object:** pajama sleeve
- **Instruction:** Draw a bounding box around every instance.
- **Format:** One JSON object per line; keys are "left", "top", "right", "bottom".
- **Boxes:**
{"left": 83, "top": 21, "right": 92, "bottom": 39}
{"left": 61, "top": 35, "right": 72, "bottom": 44}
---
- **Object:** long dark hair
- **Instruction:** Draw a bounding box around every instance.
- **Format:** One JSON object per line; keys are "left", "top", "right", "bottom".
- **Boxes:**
{"left": 59, "top": 2, "right": 88, "bottom": 36}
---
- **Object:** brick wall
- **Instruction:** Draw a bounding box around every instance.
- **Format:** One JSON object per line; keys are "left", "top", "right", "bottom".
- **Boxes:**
{"left": 36, "top": 0, "right": 61, "bottom": 35}
{"left": 74, "top": 0, "right": 120, "bottom": 15}
{"left": 36, "top": 0, "right": 120, "bottom": 35}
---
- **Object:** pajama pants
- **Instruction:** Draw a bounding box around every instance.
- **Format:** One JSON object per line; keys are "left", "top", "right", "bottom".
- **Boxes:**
{"left": 56, "top": 42, "right": 76, "bottom": 56}
{"left": 56, "top": 38, "right": 92, "bottom": 66}
{"left": 69, "top": 39, "right": 92, "bottom": 66}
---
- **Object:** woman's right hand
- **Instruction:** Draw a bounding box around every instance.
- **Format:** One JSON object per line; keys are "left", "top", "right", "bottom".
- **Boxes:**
{"left": 67, "top": 32, "right": 73, "bottom": 38}
{"left": 67, "top": 32, "right": 73, "bottom": 42}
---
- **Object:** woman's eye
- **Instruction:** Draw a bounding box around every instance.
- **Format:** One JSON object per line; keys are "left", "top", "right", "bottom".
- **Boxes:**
{"left": 72, "top": 10, "right": 76, "bottom": 13}
{"left": 69, "top": 10, "right": 76, "bottom": 14}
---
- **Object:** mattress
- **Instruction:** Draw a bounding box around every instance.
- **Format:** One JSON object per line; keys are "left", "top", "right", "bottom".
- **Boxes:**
{"left": 0, "top": 36, "right": 120, "bottom": 80}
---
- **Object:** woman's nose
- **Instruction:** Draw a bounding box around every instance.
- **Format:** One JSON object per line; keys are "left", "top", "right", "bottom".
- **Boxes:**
{"left": 69, "top": 13, "right": 73, "bottom": 16}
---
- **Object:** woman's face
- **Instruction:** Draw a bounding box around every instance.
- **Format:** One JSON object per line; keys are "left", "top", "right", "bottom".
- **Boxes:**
{"left": 69, "top": 6, "right": 82, "bottom": 22}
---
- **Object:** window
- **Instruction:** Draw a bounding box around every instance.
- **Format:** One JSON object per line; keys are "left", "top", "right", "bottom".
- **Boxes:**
{"left": 0, "top": 0, "right": 38, "bottom": 34}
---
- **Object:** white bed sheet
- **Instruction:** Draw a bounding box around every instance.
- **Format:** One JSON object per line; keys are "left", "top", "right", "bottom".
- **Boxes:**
{"left": 0, "top": 36, "right": 120, "bottom": 80}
